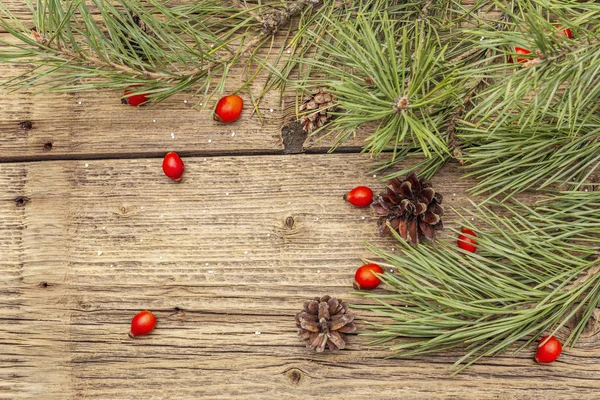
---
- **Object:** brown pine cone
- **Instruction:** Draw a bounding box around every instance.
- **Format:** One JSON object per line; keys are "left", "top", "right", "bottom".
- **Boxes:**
{"left": 295, "top": 295, "right": 356, "bottom": 352}
{"left": 299, "top": 88, "right": 337, "bottom": 133}
{"left": 372, "top": 172, "right": 444, "bottom": 245}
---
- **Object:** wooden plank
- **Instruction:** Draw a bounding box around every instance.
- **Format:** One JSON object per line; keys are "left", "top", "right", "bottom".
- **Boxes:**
{"left": 1, "top": 154, "right": 599, "bottom": 399}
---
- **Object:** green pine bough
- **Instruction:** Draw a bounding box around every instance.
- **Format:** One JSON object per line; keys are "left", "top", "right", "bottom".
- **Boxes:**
{"left": 1, "top": 0, "right": 599, "bottom": 371}
{"left": 355, "top": 190, "right": 600, "bottom": 372}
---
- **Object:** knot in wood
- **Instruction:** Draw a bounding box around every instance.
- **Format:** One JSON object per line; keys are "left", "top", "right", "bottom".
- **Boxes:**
{"left": 285, "top": 216, "right": 295, "bottom": 229}
{"left": 43, "top": 142, "right": 53, "bottom": 151}
{"left": 393, "top": 95, "right": 409, "bottom": 113}
{"left": 14, "top": 196, "right": 30, "bottom": 207}
{"left": 18, "top": 120, "right": 33, "bottom": 130}
{"left": 285, "top": 368, "right": 304, "bottom": 385}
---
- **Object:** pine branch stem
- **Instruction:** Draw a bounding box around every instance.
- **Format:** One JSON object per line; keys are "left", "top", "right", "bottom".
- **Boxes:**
{"left": 418, "top": 0, "right": 434, "bottom": 22}
{"left": 564, "top": 262, "right": 600, "bottom": 293}
{"left": 261, "top": 0, "right": 322, "bottom": 34}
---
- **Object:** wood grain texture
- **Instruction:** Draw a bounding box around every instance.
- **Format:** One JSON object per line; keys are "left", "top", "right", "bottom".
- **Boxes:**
{"left": 1, "top": 154, "right": 599, "bottom": 400}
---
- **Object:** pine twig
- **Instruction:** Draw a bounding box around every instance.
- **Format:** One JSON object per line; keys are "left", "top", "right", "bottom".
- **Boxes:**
{"left": 261, "top": 0, "right": 323, "bottom": 34}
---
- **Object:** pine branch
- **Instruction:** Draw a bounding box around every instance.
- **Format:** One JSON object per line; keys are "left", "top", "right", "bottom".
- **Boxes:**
{"left": 355, "top": 190, "right": 600, "bottom": 372}
{"left": 0, "top": 0, "right": 324, "bottom": 104}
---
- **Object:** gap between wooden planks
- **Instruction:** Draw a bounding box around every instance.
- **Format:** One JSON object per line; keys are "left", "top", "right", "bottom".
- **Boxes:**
{"left": 1, "top": 154, "right": 600, "bottom": 399}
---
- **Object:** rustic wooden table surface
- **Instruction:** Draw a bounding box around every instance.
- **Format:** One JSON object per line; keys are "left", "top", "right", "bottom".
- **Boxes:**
{"left": 1, "top": 2, "right": 600, "bottom": 399}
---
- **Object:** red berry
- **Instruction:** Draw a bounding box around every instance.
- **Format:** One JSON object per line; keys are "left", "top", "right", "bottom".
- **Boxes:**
{"left": 535, "top": 336, "right": 562, "bottom": 363}
{"left": 213, "top": 94, "right": 243, "bottom": 123}
{"left": 162, "top": 152, "right": 184, "bottom": 181}
{"left": 344, "top": 186, "right": 373, "bottom": 208}
{"left": 557, "top": 26, "right": 573, "bottom": 39}
{"left": 123, "top": 85, "right": 149, "bottom": 107}
{"left": 129, "top": 310, "right": 156, "bottom": 338}
{"left": 509, "top": 47, "right": 531, "bottom": 63}
{"left": 354, "top": 263, "right": 384, "bottom": 290}
{"left": 457, "top": 227, "right": 477, "bottom": 253}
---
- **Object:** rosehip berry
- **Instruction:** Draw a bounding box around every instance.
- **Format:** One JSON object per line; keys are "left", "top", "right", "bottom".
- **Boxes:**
{"left": 213, "top": 94, "right": 243, "bottom": 123}
{"left": 457, "top": 227, "right": 477, "bottom": 253}
{"left": 344, "top": 186, "right": 373, "bottom": 208}
{"left": 129, "top": 310, "right": 156, "bottom": 338}
{"left": 509, "top": 47, "right": 532, "bottom": 63}
{"left": 535, "top": 336, "right": 562, "bottom": 363}
{"left": 557, "top": 26, "right": 573, "bottom": 39}
{"left": 162, "top": 152, "right": 184, "bottom": 181}
{"left": 123, "top": 85, "right": 149, "bottom": 107}
{"left": 354, "top": 263, "right": 384, "bottom": 290}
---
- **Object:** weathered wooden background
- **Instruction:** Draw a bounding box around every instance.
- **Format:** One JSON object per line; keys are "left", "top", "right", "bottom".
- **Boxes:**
{"left": 1, "top": 2, "right": 599, "bottom": 399}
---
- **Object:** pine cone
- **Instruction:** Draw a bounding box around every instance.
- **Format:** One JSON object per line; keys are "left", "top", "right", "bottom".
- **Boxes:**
{"left": 372, "top": 172, "right": 444, "bottom": 245}
{"left": 295, "top": 295, "right": 356, "bottom": 352}
{"left": 299, "top": 88, "right": 336, "bottom": 133}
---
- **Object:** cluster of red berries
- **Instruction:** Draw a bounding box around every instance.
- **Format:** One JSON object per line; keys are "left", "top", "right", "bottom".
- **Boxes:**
{"left": 121, "top": 88, "right": 244, "bottom": 181}
{"left": 510, "top": 26, "right": 572, "bottom": 63}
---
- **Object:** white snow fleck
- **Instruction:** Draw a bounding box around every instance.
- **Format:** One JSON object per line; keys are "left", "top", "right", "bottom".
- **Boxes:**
{"left": 205, "top": 263, "right": 209, "bottom": 266}
{"left": 203, "top": 210, "right": 207, "bottom": 213}
{"left": 452, "top": 193, "right": 456, "bottom": 196}
{"left": 269, "top": 108, "right": 274, "bottom": 113}
{"left": 389, "top": 269, "right": 394, "bottom": 272}
{"left": 84, "top": 163, "right": 89, "bottom": 168}
{"left": 102, "top": 227, "right": 106, "bottom": 230}
{"left": 471, "top": 217, "right": 475, "bottom": 221}
{"left": 78, "top": 101, "right": 82, "bottom": 105}
{"left": 225, "top": 192, "right": 229, "bottom": 196}
{"left": 584, "top": 188, "right": 589, "bottom": 192}
{"left": 317, "top": 270, "right": 321, "bottom": 273}
{"left": 362, "top": 216, "right": 366, "bottom": 220}
{"left": 140, "top": 206, "right": 144, "bottom": 210}
{"left": 160, "top": 215, "right": 164, "bottom": 218}
{"left": 255, "top": 331, "right": 261, "bottom": 335}
{"left": 159, "top": 256, "right": 163, "bottom": 260}
{"left": 267, "top": 233, "right": 271, "bottom": 237}
{"left": 373, "top": 174, "right": 377, "bottom": 178}
{"left": 480, "top": 36, "right": 485, "bottom": 41}
{"left": 140, "top": 239, "right": 143, "bottom": 242}
{"left": 231, "top": 131, "right": 236, "bottom": 137}
{"left": 288, "top": 201, "right": 291, "bottom": 205}
{"left": 97, "top": 251, "right": 103, "bottom": 256}
{"left": 110, "top": 264, "right": 114, "bottom": 268}
{"left": 208, "top": 270, "right": 214, "bottom": 274}
{"left": 244, "top": 251, "right": 248, "bottom": 254}
{"left": 208, "top": 139, "right": 212, "bottom": 143}
{"left": 287, "top": 49, "right": 291, "bottom": 54}
{"left": 152, "top": 119, "right": 157, "bottom": 123}
{"left": 183, "top": 100, "right": 188, "bottom": 104}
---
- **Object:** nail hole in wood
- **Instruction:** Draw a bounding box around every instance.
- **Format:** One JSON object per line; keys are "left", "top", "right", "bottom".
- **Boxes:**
{"left": 18, "top": 120, "right": 33, "bottom": 130}
{"left": 285, "top": 216, "right": 295, "bottom": 229}
{"left": 39, "top": 281, "right": 48, "bottom": 288}
{"left": 285, "top": 368, "right": 303, "bottom": 385}
{"left": 14, "top": 196, "right": 30, "bottom": 207}
{"left": 43, "top": 142, "right": 53, "bottom": 151}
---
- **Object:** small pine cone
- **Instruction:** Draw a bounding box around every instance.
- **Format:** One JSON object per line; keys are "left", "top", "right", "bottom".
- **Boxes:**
{"left": 295, "top": 295, "right": 356, "bottom": 352}
{"left": 299, "top": 88, "right": 336, "bottom": 133}
{"left": 372, "top": 172, "right": 444, "bottom": 245}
